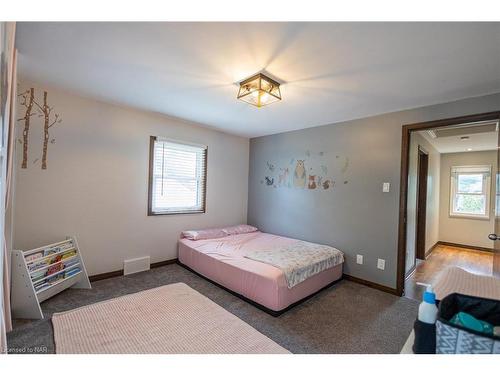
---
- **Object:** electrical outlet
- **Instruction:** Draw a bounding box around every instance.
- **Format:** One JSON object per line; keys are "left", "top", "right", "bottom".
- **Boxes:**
{"left": 356, "top": 254, "right": 363, "bottom": 265}
{"left": 377, "top": 258, "right": 385, "bottom": 270}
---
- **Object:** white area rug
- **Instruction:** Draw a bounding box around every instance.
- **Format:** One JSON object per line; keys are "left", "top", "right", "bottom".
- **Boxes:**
{"left": 434, "top": 267, "right": 500, "bottom": 301}
{"left": 52, "top": 282, "right": 289, "bottom": 354}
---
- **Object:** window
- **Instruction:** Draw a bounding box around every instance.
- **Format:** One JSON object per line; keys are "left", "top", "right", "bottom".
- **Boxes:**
{"left": 148, "top": 137, "right": 207, "bottom": 215}
{"left": 497, "top": 173, "right": 500, "bottom": 217}
{"left": 450, "top": 165, "right": 491, "bottom": 219}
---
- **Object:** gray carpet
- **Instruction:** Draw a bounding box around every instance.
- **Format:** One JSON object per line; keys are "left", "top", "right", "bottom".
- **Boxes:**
{"left": 7, "top": 263, "right": 418, "bottom": 354}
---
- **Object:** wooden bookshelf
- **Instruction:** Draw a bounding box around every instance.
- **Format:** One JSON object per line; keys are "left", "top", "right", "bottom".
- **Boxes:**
{"left": 11, "top": 236, "right": 91, "bottom": 319}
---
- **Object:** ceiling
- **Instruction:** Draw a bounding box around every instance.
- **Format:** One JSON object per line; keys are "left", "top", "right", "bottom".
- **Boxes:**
{"left": 419, "top": 121, "right": 499, "bottom": 153}
{"left": 16, "top": 22, "right": 500, "bottom": 138}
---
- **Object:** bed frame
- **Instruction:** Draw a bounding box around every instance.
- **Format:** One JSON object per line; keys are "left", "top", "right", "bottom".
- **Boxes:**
{"left": 177, "top": 260, "right": 343, "bottom": 317}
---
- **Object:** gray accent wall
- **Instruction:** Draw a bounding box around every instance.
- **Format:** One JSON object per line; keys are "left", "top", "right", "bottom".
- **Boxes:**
{"left": 248, "top": 93, "right": 500, "bottom": 289}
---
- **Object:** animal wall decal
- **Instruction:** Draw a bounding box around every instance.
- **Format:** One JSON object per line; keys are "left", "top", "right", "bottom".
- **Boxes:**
{"left": 308, "top": 175, "right": 317, "bottom": 189}
{"left": 262, "top": 151, "right": 349, "bottom": 191}
{"left": 17, "top": 88, "right": 62, "bottom": 169}
{"left": 293, "top": 160, "right": 306, "bottom": 188}
{"left": 278, "top": 167, "right": 289, "bottom": 187}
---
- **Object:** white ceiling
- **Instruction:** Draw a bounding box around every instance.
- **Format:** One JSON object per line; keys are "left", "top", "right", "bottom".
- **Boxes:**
{"left": 419, "top": 122, "right": 499, "bottom": 153}
{"left": 16, "top": 22, "right": 500, "bottom": 138}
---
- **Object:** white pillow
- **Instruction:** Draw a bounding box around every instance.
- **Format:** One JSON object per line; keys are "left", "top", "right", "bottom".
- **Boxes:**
{"left": 222, "top": 224, "right": 258, "bottom": 236}
{"left": 181, "top": 228, "right": 228, "bottom": 241}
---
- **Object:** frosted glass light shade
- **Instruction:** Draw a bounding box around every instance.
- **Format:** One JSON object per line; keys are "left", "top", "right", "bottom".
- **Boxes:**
{"left": 237, "top": 73, "right": 281, "bottom": 107}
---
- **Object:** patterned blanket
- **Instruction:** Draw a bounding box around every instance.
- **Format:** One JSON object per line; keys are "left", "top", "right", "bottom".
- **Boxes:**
{"left": 244, "top": 241, "right": 344, "bottom": 288}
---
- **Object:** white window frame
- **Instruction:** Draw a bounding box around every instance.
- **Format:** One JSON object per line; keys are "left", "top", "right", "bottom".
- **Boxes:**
{"left": 449, "top": 165, "right": 491, "bottom": 220}
{"left": 148, "top": 136, "right": 207, "bottom": 216}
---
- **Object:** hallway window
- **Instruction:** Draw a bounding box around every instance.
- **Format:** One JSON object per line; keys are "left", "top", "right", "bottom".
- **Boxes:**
{"left": 450, "top": 165, "right": 491, "bottom": 219}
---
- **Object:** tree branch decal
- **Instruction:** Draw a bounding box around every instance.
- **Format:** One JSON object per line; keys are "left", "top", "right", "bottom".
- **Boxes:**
{"left": 17, "top": 87, "right": 63, "bottom": 170}
{"left": 17, "top": 88, "right": 35, "bottom": 169}
{"left": 35, "top": 90, "right": 62, "bottom": 170}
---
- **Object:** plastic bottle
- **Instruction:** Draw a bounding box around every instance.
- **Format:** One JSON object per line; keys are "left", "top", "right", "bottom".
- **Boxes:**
{"left": 416, "top": 282, "right": 438, "bottom": 324}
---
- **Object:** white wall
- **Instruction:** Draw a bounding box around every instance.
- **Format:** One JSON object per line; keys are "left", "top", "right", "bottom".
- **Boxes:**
{"left": 13, "top": 80, "right": 249, "bottom": 276}
{"left": 406, "top": 132, "right": 440, "bottom": 273}
{"left": 1, "top": 20, "right": 17, "bottom": 354}
{"left": 439, "top": 150, "right": 496, "bottom": 249}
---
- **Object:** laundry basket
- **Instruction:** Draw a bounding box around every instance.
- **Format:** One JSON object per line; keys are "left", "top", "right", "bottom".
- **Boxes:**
{"left": 436, "top": 293, "right": 500, "bottom": 354}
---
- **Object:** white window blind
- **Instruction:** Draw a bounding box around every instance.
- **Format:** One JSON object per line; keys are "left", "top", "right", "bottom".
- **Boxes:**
{"left": 149, "top": 137, "right": 207, "bottom": 215}
{"left": 450, "top": 165, "right": 491, "bottom": 219}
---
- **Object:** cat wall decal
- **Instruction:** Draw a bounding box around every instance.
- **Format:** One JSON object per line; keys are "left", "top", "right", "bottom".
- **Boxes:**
{"left": 293, "top": 160, "right": 306, "bottom": 188}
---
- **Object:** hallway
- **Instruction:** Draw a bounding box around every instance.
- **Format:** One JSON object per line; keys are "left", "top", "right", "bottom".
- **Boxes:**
{"left": 404, "top": 244, "right": 493, "bottom": 300}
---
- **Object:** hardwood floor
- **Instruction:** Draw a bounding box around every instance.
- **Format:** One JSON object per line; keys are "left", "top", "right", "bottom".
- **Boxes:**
{"left": 404, "top": 244, "right": 493, "bottom": 301}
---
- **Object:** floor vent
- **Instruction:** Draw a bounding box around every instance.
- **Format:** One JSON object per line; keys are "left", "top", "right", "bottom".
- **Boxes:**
{"left": 124, "top": 256, "right": 151, "bottom": 275}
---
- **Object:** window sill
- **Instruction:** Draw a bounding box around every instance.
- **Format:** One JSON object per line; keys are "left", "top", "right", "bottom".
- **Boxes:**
{"left": 449, "top": 213, "right": 490, "bottom": 221}
{"left": 148, "top": 209, "right": 205, "bottom": 216}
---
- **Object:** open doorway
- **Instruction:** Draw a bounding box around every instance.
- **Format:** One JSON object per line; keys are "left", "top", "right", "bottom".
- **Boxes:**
{"left": 397, "top": 112, "right": 500, "bottom": 299}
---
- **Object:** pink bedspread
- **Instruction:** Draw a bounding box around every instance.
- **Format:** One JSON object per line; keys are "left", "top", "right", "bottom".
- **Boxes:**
{"left": 178, "top": 231, "right": 344, "bottom": 312}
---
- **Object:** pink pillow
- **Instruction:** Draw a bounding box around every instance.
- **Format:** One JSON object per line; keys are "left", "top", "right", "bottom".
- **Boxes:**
{"left": 181, "top": 228, "right": 228, "bottom": 241}
{"left": 222, "top": 224, "right": 258, "bottom": 236}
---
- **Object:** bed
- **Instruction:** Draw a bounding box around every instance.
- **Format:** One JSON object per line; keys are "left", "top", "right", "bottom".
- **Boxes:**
{"left": 178, "top": 229, "right": 344, "bottom": 315}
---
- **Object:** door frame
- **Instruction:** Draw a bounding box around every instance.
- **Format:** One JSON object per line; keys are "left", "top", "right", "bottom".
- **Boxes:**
{"left": 396, "top": 111, "right": 500, "bottom": 296}
{"left": 495, "top": 123, "right": 500, "bottom": 277}
{"left": 415, "top": 146, "right": 429, "bottom": 261}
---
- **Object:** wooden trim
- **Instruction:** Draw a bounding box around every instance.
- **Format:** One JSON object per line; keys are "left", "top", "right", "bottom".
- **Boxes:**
{"left": 147, "top": 136, "right": 208, "bottom": 216}
{"left": 436, "top": 241, "right": 494, "bottom": 254}
{"left": 342, "top": 274, "right": 399, "bottom": 295}
{"left": 396, "top": 111, "right": 500, "bottom": 296}
{"left": 402, "top": 111, "right": 500, "bottom": 132}
{"left": 89, "top": 269, "right": 123, "bottom": 282}
{"left": 415, "top": 148, "right": 429, "bottom": 260}
{"left": 425, "top": 241, "right": 440, "bottom": 258}
{"left": 396, "top": 121, "right": 411, "bottom": 296}
{"left": 89, "top": 258, "right": 178, "bottom": 282}
{"left": 150, "top": 258, "right": 178, "bottom": 268}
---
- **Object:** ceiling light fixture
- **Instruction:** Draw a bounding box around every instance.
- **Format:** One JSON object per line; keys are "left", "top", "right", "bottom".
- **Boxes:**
{"left": 467, "top": 148, "right": 473, "bottom": 151}
{"left": 426, "top": 130, "right": 437, "bottom": 139}
{"left": 237, "top": 73, "right": 282, "bottom": 108}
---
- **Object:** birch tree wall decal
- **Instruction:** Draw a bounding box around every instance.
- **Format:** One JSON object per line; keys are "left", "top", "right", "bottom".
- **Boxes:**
{"left": 33, "top": 90, "right": 62, "bottom": 170}
{"left": 17, "top": 88, "right": 35, "bottom": 169}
